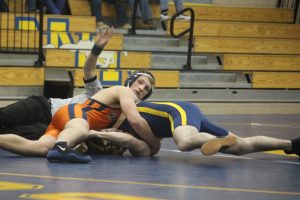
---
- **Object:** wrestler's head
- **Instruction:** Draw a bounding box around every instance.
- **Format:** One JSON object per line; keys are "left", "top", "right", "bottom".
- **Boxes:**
{"left": 83, "top": 138, "right": 126, "bottom": 155}
{"left": 124, "top": 70, "right": 155, "bottom": 100}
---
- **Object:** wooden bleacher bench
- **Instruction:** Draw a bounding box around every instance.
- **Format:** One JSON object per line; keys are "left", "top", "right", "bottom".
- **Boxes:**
{"left": 0, "top": 66, "right": 44, "bottom": 98}
{"left": 1, "top": 13, "right": 96, "bottom": 33}
{"left": 0, "top": 29, "right": 123, "bottom": 50}
{"left": 223, "top": 54, "right": 300, "bottom": 71}
{"left": 74, "top": 69, "right": 179, "bottom": 88}
{"left": 68, "top": 1, "right": 293, "bottom": 23}
{"left": 0, "top": 30, "right": 40, "bottom": 48}
{"left": 45, "top": 49, "right": 151, "bottom": 68}
{"left": 6, "top": 0, "right": 26, "bottom": 12}
{"left": 169, "top": 4, "right": 296, "bottom": 89}
{"left": 4, "top": 1, "right": 300, "bottom": 90}
{"left": 0, "top": 11, "right": 123, "bottom": 54}
{"left": 68, "top": 0, "right": 92, "bottom": 16}
{"left": 68, "top": 0, "right": 138, "bottom": 17}
{"left": 170, "top": 21, "right": 300, "bottom": 39}
{"left": 169, "top": 5, "right": 293, "bottom": 23}
{"left": 252, "top": 72, "right": 300, "bottom": 89}
{"left": 0, "top": 67, "right": 44, "bottom": 86}
{"left": 195, "top": 37, "right": 300, "bottom": 54}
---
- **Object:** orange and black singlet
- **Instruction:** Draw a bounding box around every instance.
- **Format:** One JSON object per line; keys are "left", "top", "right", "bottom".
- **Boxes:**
{"left": 44, "top": 99, "right": 121, "bottom": 138}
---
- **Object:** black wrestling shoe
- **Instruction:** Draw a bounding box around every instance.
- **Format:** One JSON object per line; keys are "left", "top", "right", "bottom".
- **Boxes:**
{"left": 284, "top": 137, "right": 300, "bottom": 157}
{"left": 47, "top": 142, "right": 92, "bottom": 163}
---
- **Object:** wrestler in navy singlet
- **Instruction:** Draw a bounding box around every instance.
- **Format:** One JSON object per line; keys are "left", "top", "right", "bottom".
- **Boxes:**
{"left": 119, "top": 101, "right": 228, "bottom": 138}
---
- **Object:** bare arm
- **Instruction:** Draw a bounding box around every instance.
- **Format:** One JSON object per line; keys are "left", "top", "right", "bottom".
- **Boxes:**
{"left": 112, "top": 113, "right": 127, "bottom": 129}
{"left": 113, "top": 113, "right": 159, "bottom": 156}
{"left": 83, "top": 27, "right": 114, "bottom": 80}
{"left": 118, "top": 88, "right": 161, "bottom": 155}
{"left": 89, "top": 130, "right": 151, "bottom": 156}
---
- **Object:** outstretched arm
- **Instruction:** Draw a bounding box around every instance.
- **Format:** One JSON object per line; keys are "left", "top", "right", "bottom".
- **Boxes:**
{"left": 89, "top": 130, "right": 152, "bottom": 156}
{"left": 117, "top": 89, "right": 161, "bottom": 155}
{"left": 83, "top": 27, "right": 114, "bottom": 80}
{"left": 113, "top": 113, "right": 159, "bottom": 156}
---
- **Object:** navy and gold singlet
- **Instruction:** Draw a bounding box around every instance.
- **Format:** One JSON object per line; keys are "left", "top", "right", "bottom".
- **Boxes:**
{"left": 119, "top": 101, "right": 228, "bottom": 138}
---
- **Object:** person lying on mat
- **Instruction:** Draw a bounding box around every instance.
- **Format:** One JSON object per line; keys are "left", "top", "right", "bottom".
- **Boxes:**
{"left": 0, "top": 28, "right": 159, "bottom": 163}
{"left": 89, "top": 101, "right": 300, "bottom": 158}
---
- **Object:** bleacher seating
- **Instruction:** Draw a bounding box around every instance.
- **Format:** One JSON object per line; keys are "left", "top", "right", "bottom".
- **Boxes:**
{"left": 172, "top": 4, "right": 299, "bottom": 89}
{"left": 252, "top": 72, "right": 300, "bottom": 88}
{"left": 1, "top": 13, "right": 96, "bottom": 32}
{"left": 195, "top": 37, "right": 300, "bottom": 54}
{"left": 169, "top": 5, "right": 293, "bottom": 22}
{"left": 170, "top": 21, "right": 300, "bottom": 38}
{"left": 68, "top": 0, "right": 92, "bottom": 16}
{"left": 0, "top": 67, "right": 44, "bottom": 86}
{"left": 223, "top": 54, "right": 300, "bottom": 71}
{"left": 6, "top": 0, "right": 26, "bottom": 13}
{"left": 68, "top": 1, "right": 293, "bottom": 22}
{"left": 67, "top": 0, "right": 300, "bottom": 89}
{"left": 45, "top": 49, "right": 151, "bottom": 68}
{"left": 74, "top": 69, "right": 179, "bottom": 88}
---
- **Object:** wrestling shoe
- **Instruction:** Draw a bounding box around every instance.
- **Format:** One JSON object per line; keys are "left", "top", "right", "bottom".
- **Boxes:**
{"left": 120, "top": 23, "right": 132, "bottom": 29}
{"left": 160, "top": 13, "right": 170, "bottom": 21}
{"left": 284, "top": 137, "right": 300, "bottom": 157}
{"left": 176, "top": 14, "right": 191, "bottom": 21}
{"left": 47, "top": 142, "right": 92, "bottom": 163}
{"left": 201, "top": 135, "right": 237, "bottom": 156}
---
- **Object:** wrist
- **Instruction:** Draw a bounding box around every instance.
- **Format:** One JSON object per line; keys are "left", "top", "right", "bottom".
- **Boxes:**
{"left": 91, "top": 44, "right": 104, "bottom": 56}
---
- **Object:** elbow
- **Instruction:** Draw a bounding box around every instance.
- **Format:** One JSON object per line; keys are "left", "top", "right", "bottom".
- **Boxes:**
{"left": 130, "top": 150, "right": 150, "bottom": 157}
{"left": 150, "top": 142, "right": 161, "bottom": 156}
{"left": 131, "top": 149, "right": 151, "bottom": 157}
{"left": 129, "top": 141, "right": 152, "bottom": 157}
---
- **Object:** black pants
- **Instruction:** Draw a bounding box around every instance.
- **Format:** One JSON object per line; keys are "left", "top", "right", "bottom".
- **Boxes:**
{"left": 0, "top": 96, "right": 52, "bottom": 140}
{"left": 0, "top": 0, "right": 9, "bottom": 12}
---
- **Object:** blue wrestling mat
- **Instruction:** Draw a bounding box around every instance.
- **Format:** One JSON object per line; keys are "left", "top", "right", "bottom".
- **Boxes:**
{"left": 0, "top": 114, "right": 299, "bottom": 200}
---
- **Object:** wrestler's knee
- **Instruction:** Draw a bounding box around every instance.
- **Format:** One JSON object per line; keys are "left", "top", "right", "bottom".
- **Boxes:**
{"left": 176, "top": 140, "right": 192, "bottom": 151}
{"left": 31, "top": 142, "right": 54, "bottom": 156}
{"left": 174, "top": 125, "right": 198, "bottom": 151}
{"left": 173, "top": 131, "right": 193, "bottom": 151}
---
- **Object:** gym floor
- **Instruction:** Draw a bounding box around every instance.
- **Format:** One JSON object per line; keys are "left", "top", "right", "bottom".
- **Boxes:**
{"left": 0, "top": 114, "right": 299, "bottom": 200}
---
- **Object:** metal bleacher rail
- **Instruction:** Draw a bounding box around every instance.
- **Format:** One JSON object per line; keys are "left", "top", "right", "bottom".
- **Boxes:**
{"left": 0, "top": 0, "right": 44, "bottom": 66}
{"left": 169, "top": 8, "right": 195, "bottom": 71}
{"left": 277, "top": 0, "right": 300, "bottom": 23}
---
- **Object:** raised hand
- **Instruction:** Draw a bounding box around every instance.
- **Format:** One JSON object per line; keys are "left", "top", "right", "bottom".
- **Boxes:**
{"left": 95, "top": 27, "right": 114, "bottom": 48}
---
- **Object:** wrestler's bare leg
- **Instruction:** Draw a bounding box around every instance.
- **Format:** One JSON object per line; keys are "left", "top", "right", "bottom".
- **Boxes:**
{"left": 173, "top": 125, "right": 216, "bottom": 151}
{"left": 47, "top": 118, "right": 91, "bottom": 163}
{"left": 56, "top": 118, "right": 89, "bottom": 147}
{"left": 222, "top": 135, "right": 292, "bottom": 155}
{"left": 0, "top": 134, "right": 56, "bottom": 156}
{"left": 200, "top": 132, "right": 237, "bottom": 155}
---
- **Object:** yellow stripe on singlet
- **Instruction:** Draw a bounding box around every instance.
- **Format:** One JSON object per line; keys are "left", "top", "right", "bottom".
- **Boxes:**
{"left": 138, "top": 102, "right": 187, "bottom": 133}
{"left": 152, "top": 102, "right": 187, "bottom": 125}
{"left": 138, "top": 107, "right": 175, "bottom": 132}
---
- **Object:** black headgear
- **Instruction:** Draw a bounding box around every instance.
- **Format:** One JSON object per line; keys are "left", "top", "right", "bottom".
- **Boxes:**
{"left": 124, "top": 70, "right": 154, "bottom": 100}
